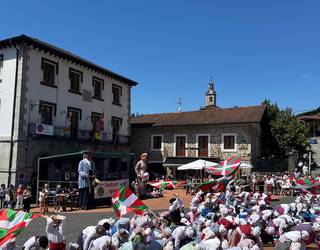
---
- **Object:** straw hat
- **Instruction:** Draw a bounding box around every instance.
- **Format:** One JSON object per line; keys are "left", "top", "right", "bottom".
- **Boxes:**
{"left": 92, "top": 178, "right": 101, "bottom": 187}
{"left": 52, "top": 215, "right": 66, "bottom": 221}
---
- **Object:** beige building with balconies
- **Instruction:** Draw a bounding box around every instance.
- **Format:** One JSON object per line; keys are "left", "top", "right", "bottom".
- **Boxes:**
{"left": 0, "top": 35, "right": 137, "bottom": 185}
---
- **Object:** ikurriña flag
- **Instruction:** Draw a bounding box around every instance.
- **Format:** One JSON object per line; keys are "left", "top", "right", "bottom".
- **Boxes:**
{"left": 0, "top": 209, "right": 40, "bottom": 247}
{"left": 205, "top": 155, "right": 241, "bottom": 176}
{"left": 112, "top": 186, "right": 148, "bottom": 217}
{"left": 147, "top": 180, "right": 177, "bottom": 190}
{"left": 196, "top": 175, "right": 234, "bottom": 192}
{"left": 291, "top": 178, "right": 320, "bottom": 195}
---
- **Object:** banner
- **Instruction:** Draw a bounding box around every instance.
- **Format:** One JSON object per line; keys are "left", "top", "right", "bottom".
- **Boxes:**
{"left": 94, "top": 179, "right": 129, "bottom": 199}
{"left": 95, "top": 131, "right": 103, "bottom": 140}
{"left": 35, "top": 123, "right": 53, "bottom": 136}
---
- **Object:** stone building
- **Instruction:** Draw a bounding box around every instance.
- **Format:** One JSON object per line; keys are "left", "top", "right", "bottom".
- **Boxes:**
{"left": 297, "top": 107, "right": 320, "bottom": 167}
{"left": 0, "top": 35, "right": 137, "bottom": 185}
{"left": 131, "top": 81, "right": 267, "bottom": 178}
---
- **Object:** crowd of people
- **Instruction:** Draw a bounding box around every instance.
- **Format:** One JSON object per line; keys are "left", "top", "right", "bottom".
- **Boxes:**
{"left": 0, "top": 183, "right": 32, "bottom": 212}
{"left": 4, "top": 153, "right": 320, "bottom": 249}
{"left": 6, "top": 175, "right": 319, "bottom": 250}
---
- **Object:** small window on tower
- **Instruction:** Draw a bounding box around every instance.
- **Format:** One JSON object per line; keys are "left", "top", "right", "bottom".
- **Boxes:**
{"left": 0, "top": 54, "right": 3, "bottom": 83}
{"left": 209, "top": 97, "right": 213, "bottom": 102}
{"left": 0, "top": 54, "right": 3, "bottom": 70}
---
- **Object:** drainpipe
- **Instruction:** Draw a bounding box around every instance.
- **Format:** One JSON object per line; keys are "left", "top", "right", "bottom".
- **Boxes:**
{"left": 7, "top": 40, "right": 20, "bottom": 186}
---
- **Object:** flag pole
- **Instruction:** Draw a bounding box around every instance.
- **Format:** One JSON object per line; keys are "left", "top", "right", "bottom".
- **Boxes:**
{"left": 147, "top": 208, "right": 161, "bottom": 220}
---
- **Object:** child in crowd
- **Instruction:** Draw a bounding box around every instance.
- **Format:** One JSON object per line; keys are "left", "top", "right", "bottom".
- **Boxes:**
{"left": 39, "top": 184, "right": 50, "bottom": 214}
{"left": 23, "top": 185, "right": 32, "bottom": 212}
{"left": 15, "top": 184, "right": 24, "bottom": 209}
{"left": 0, "top": 184, "right": 6, "bottom": 208}
{"left": 6, "top": 184, "right": 16, "bottom": 209}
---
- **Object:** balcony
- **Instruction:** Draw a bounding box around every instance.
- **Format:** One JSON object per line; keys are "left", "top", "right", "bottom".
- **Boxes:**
{"left": 28, "top": 123, "right": 130, "bottom": 144}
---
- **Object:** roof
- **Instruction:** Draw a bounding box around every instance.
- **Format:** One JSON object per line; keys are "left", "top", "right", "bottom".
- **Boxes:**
{"left": 131, "top": 105, "right": 266, "bottom": 127}
{"left": 298, "top": 115, "right": 320, "bottom": 121}
{"left": 297, "top": 107, "right": 320, "bottom": 117}
{"left": 0, "top": 35, "right": 138, "bottom": 86}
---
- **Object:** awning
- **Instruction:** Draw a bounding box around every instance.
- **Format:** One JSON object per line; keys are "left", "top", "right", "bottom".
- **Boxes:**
{"left": 163, "top": 157, "right": 220, "bottom": 168}
{"left": 39, "top": 151, "right": 135, "bottom": 162}
{"left": 178, "top": 159, "right": 218, "bottom": 170}
{"left": 240, "top": 163, "right": 253, "bottom": 169}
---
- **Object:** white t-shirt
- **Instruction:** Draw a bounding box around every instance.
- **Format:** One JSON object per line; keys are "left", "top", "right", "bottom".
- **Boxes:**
{"left": 23, "top": 236, "right": 43, "bottom": 250}
{"left": 46, "top": 218, "right": 65, "bottom": 243}
{"left": 91, "top": 235, "right": 111, "bottom": 250}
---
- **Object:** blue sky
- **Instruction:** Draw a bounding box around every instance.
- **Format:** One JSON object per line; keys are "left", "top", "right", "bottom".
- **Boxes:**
{"left": 1, "top": 1, "right": 319, "bottom": 114}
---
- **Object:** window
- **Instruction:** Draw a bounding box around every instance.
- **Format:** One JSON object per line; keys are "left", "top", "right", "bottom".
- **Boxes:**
{"left": 41, "top": 58, "right": 58, "bottom": 87}
{"left": 175, "top": 135, "right": 186, "bottom": 157}
{"left": 111, "top": 117, "right": 122, "bottom": 141}
{"left": 198, "top": 135, "right": 209, "bottom": 157}
{"left": 67, "top": 107, "right": 82, "bottom": 139}
{"left": 222, "top": 133, "right": 236, "bottom": 151}
{"left": 0, "top": 54, "right": 3, "bottom": 83}
{"left": 69, "top": 68, "right": 82, "bottom": 93}
{"left": 112, "top": 84, "right": 122, "bottom": 105}
{"left": 92, "top": 77, "right": 104, "bottom": 99}
{"left": 0, "top": 54, "right": 3, "bottom": 82}
{"left": 151, "top": 135, "right": 163, "bottom": 151}
{"left": 0, "top": 54, "right": 3, "bottom": 71}
{"left": 39, "top": 101, "right": 56, "bottom": 125}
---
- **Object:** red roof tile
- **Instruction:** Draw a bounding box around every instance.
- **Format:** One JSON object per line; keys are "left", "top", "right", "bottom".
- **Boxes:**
{"left": 131, "top": 105, "right": 266, "bottom": 127}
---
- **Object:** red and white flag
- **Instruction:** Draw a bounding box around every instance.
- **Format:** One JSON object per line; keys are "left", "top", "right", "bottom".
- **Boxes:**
{"left": 0, "top": 209, "right": 40, "bottom": 247}
{"left": 112, "top": 186, "right": 148, "bottom": 217}
{"left": 205, "top": 155, "right": 241, "bottom": 176}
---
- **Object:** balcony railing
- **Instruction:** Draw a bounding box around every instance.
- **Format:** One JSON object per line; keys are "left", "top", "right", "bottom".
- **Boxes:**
{"left": 28, "top": 123, "right": 129, "bottom": 144}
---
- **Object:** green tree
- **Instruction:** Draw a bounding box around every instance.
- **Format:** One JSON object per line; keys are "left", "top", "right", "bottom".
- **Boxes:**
{"left": 262, "top": 100, "right": 309, "bottom": 158}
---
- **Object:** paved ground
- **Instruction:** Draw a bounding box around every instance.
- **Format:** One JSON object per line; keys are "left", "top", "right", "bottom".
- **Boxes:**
{"left": 17, "top": 190, "right": 294, "bottom": 247}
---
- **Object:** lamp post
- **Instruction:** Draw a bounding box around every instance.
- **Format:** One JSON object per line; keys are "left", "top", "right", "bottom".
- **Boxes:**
{"left": 308, "top": 144, "right": 312, "bottom": 176}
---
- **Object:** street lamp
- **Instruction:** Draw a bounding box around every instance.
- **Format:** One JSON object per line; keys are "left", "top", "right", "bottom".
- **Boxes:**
{"left": 308, "top": 144, "right": 312, "bottom": 176}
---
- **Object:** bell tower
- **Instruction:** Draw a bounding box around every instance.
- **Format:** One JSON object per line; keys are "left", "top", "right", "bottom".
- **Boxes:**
{"left": 205, "top": 78, "right": 216, "bottom": 107}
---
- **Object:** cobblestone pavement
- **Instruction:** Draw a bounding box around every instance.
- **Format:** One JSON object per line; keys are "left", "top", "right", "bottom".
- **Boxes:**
{"left": 17, "top": 191, "right": 294, "bottom": 247}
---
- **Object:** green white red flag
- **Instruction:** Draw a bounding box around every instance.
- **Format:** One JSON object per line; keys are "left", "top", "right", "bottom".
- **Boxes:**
{"left": 205, "top": 155, "right": 241, "bottom": 176}
{"left": 147, "top": 180, "right": 177, "bottom": 190}
{"left": 291, "top": 178, "right": 320, "bottom": 195}
{"left": 0, "top": 209, "right": 40, "bottom": 247}
{"left": 112, "top": 186, "right": 148, "bottom": 217}
{"left": 196, "top": 176, "right": 234, "bottom": 192}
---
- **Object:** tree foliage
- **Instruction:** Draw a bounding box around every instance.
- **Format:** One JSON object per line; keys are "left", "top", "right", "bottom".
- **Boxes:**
{"left": 262, "top": 100, "right": 309, "bottom": 158}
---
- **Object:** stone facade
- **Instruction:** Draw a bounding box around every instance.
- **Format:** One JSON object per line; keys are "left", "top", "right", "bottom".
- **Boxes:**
{"left": 131, "top": 123, "right": 262, "bottom": 164}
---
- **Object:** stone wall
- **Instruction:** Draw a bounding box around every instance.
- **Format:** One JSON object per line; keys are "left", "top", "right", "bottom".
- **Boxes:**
{"left": 131, "top": 123, "right": 262, "bottom": 164}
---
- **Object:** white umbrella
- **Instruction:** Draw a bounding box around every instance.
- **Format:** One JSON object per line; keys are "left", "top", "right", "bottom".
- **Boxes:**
{"left": 240, "top": 163, "right": 253, "bottom": 169}
{"left": 177, "top": 159, "right": 218, "bottom": 170}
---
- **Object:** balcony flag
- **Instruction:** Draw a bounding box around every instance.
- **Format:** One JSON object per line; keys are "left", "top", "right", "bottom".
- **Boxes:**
{"left": 93, "top": 113, "right": 104, "bottom": 141}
